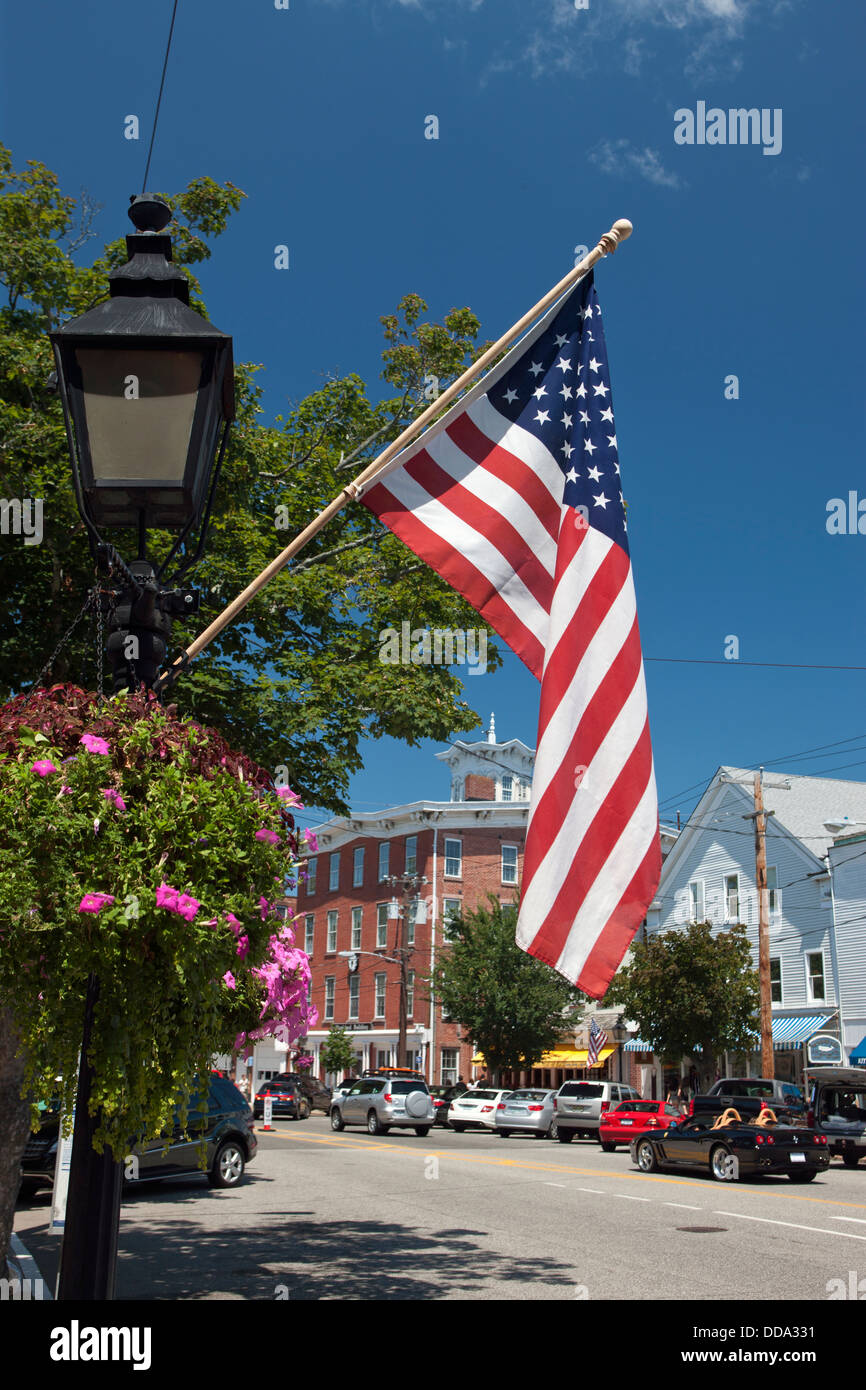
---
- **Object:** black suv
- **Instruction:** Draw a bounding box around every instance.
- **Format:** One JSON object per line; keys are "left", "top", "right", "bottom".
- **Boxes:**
{"left": 18, "top": 1073, "right": 257, "bottom": 1198}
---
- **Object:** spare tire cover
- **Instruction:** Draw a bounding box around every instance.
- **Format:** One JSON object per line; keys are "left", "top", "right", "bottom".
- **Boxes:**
{"left": 405, "top": 1090, "right": 429, "bottom": 1118}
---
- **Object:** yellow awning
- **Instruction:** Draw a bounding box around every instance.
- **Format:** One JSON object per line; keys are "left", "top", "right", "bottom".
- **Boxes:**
{"left": 471, "top": 1046, "right": 617, "bottom": 1067}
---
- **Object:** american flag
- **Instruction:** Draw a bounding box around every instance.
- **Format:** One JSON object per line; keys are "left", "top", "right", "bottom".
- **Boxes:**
{"left": 360, "top": 271, "right": 660, "bottom": 996}
{"left": 587, "top": 1016, "right": 608, "bottom": 1068}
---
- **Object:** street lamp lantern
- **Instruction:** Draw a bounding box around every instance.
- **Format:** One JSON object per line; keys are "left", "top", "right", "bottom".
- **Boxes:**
{"left": 50, "top": 193, "right": 234, "bottom": 533}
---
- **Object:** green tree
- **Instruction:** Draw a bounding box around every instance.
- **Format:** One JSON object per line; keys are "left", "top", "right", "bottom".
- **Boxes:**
{"left": 0, "top": 145, "right": 499, "bottom": 812}
{"left": 319, "top": 1025, "right": 359, "bottom": 1080}
{"left": 603, "top": 921, "right": 760, "bottom": 1087}
{"left": 431, "top": 898, "right": 584, "bottom": 1081}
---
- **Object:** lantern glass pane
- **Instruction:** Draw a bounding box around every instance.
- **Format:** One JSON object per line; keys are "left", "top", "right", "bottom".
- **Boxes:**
{"left": 74, "top": 348, "right": 205, "bottom": 483}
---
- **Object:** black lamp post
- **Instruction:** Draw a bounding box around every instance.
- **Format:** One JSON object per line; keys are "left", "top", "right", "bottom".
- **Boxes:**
{"left": 51, "top": 192, "right": 234, "bottom": 691}
{"left": 49, "top": 195, "right": 234, "bottom": 1299}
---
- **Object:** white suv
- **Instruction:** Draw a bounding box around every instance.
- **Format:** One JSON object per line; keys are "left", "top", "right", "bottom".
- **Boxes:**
{"left": 554, "top": 1080, "right": 641, "bottom": 1141}
{"left": 330, "top": 1077, "right": 435, "bottom": 1136}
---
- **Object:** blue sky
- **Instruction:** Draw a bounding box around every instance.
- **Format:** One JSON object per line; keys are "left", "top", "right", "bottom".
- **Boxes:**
{"left": 3, "top": 0, "right": 865, "bottom": 836}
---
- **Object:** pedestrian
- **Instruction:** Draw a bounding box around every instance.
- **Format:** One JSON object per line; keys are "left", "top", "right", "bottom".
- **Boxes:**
{"left": 676, "top": 1083, "right": 687, "bottom": 1114}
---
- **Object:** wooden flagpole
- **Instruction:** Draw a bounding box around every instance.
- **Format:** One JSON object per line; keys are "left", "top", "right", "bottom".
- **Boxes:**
{"left": 153, "top": 218, "right": 633, "bottom": 694}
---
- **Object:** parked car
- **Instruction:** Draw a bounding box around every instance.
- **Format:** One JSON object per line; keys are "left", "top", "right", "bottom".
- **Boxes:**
{"left": 19, "top": 1073, "right": 257, "bottom": 1197}
{"left": 429, "top": 1083, "right": 468, "bottom": 1127}
{"left": 631, "top": 1104, "right": 829, "bottom": 1183}
{"left": 330, "top": 1077, "right": 435, "bottom": 1136}
{"left": 599, "top": 1100, "right": 682, "bottom": 1151}
{"left": 553, "top": 1080, "right": 641, "bottom": 1141}
{"left": 495, "top": 1089, "right": 558, "bottom": 1139}
{"left": 281, "top": 1072, "right": 332, "bottom": 1114}
{"left": 253, "top": 1077, "right": 309, "bottom": 1120}
{"left": 803, "top": 1066, "right": 866, "bottom": 1167}
{"left": 330, "top": 1078, "right": 360, "bottom": 1106}
{"left": 361, "top": 1067, "right": 426, "bottom": 1081}
{"left": 699, "top": 1077, "right": 805, "bottom": 1117}
{"left": 447, "top": 1088, "right": 512, "bottom": 1132}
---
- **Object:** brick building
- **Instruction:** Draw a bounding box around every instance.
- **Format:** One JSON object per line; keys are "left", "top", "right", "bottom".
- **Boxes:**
{"left": 296, "top": 716, "right": 534, "bottom": 1086}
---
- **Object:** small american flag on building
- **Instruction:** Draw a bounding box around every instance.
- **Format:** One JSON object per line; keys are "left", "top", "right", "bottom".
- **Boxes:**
{"left": 587, "top": 1016, "right": 608, "bottom": 1068}
{"left": 360, "top": 271, "right": 660, "bottom": 997}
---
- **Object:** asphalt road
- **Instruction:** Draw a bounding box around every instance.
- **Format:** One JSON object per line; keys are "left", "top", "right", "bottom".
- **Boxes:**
{"left": 14, "top": 1113, "right": 866, "bottom": 1301}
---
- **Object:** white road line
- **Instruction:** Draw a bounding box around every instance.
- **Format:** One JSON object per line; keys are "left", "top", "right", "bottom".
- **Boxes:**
{"left": 577, "top": 1187, "right": 604, "bottom": 1194}
{"left": 545, "top": 1182, "right": 568, "bottom": 1188}
{"left": 832, "top": 1216, "right": 866, "bottom": 1225}
{"left": 616, "top": 1194, "right": 651, "bottom": 1202}
{"left": 664, "top": 1202, "right": 704, "bottom": 1211}
{"left": 717, "top": 1210, "right": 866, "bottom": 1241}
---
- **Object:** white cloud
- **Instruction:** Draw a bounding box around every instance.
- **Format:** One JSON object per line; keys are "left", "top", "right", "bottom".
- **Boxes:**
{"left": 590, "top": 139, "right": 684, "bottom": 189}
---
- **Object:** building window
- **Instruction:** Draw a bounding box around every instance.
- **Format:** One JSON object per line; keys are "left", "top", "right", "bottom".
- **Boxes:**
{"left": 324, "top": 977, "right": 335, "bottom": 1021}
{"left": 724, "top": 873, "right": 740, "bottom": 922}
{"left": 376, "top": 902, "right": 389, "bottom": 949}
{"left": 806, "top": 951, "right": 826, "bottom": 1003}
{"left": 443, "top": 898, "right": 460, "bottom": 943}
{"left": 351, "top": 906, "right": 362, "bottom": 950}
{"left": 689, "top": 880, "right": 705, "bottom": 922}
{"left": 374, "top": 973, "right": 386, "bottom": 1019}
{"left": 501, "top": 844, "right": 518, "bottom": 885}
{"left": 770, "top": 957, "right": 782, "bottom": 1005}
{"left": 444, "top": 838, "right": 462, "bottom": 879}
{"left": 405, "top": 835, "right": 417, "bottom": 876}
{"left": 275, "top": 903, "right": 289, "bottom": 920}
{"left": 326, "top": 911, "right": 338, "bottom": 953}
{"left": 353, "top": 847, "right": 365, "bottom": 888}
{"left": 451, "top": 778, "right": 463, "bottom": 802}
{"left": 766, "top": 865, "right": 781, "bottom": 917}
{"left": 304, "top": 914, "right": 314, "bottom": 955}
{"left": 501, "top": 774, "right": 513, "bottom": 802}
{"left": 306, "top": 858, "right": 317, "bottom": 895}
{"left": 348, "top": 974, "right": 360, "bottom": 1020}
{"left": 329, "top": 853, "right": 340, "bottom": 892}
{"left": 378, "top": 841, "right": 390, "bottom": 881}
{"left": 441, "top": 1048, "right": 458, "bottom": 1085}
{"left": 407, "top": 970, "right": 415, "bottom": 1018}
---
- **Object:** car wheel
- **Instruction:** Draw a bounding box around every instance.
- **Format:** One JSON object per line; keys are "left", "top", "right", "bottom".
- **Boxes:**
{"left": 330, "top": 1108, "right": 345, "bottom": 1131}
{"left": 548, "top": 1121, "right": 559, "bottom": 1140}
{"left": 498, "top": 1129, "right": 511, "bottom": 1138}
{"left": 208, "top": 1139, "right": 246, "bottom": 1188}
{"left": 843, "top": 1152, "right": 861, "bottom": 1169}
{"left": 636, "top": 1140, "right": 659, "bottom": 1173}
{"left": 534, "top": 1130, "right": 548, "bottom": 1140}
{"left": 710, "top": 1144, "right": 738, "bottom": 1182}
{"left": 298, "top": 1101, "right": 311, "bottom": 1120}
{"left": 789, "top": 1169, "right": 818, "bottom": 1183}
{"left": 452, "top": 1123, "right": 465, "bottom": 1133}
{"left": 557, "top": 1129, "right": 574, "bottom": 1143}
{"left": 367, "top": 1110, "right": 383, "bottom": 1135}
{"left": 414, "top": 1126, "right": 431, "bottom": 1137}
{"left": 600, "top": 1142, "right": 617, "bottom": 1153}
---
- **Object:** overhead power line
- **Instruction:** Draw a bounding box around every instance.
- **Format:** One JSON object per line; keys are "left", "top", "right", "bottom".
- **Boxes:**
{"left": 142, "top": 1, "right": 180, "bottom": 192}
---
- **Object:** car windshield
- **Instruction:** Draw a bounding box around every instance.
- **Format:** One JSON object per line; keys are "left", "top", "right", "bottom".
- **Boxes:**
{"left": 613, "top": 1101, "right": 660, "bottom": 1113}
{"left": 510, "top": 1091, "right": 549, "bottom": 1102}
{"left": 560, "top": 1083, "right": 603, "bottom": 1098}
{"left": 465, "top": 1090, "right": 498, "bottom": 1100}
{"left": 390, "top": 1081, "right": 429, "bottom": 1096}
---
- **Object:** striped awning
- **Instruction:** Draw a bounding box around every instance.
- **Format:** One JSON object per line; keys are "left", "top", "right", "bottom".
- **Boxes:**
{"left": 623, "top": 1015, "right": 832, "bottom": 1055}
{"left": 473, "top": 1047, "right": 617, "bottom": 1067}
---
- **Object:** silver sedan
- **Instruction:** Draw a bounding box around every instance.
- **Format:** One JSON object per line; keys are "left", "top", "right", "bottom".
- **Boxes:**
{"left": 494, "top": 1088, "right": 559, "bottom": 1139}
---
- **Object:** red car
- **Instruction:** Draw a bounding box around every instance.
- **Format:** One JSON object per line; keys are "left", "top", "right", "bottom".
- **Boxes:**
{"left": 599, "top": 1100, "right": 682, "bottom": 1151}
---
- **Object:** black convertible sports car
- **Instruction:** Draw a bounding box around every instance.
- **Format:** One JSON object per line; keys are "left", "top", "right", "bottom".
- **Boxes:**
{"left": 630, "top": 1106, "right": 830, "bottom": 1183}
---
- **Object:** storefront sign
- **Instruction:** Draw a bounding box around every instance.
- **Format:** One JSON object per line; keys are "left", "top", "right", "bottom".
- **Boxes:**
{"left": 807, "top": 1033, "right": 843, "bottom": 1065}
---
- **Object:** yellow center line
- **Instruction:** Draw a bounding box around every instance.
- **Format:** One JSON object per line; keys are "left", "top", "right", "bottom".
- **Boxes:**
{"left": 259, "top": 1127, "right": 866, "bottom": 1211}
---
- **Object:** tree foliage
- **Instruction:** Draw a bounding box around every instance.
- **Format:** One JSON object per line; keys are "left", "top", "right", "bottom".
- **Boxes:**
{"left": 0, "top": 145, "right": 499, "bottom": 812}
{"left": 603, "top": 921, "right": 760, "bottom": 1082}
{"left": 318, "top": 1025, "right": 359, "bottom": 1079}
{"left": 431, "top": 898, "right": 584, "bottom": 1078}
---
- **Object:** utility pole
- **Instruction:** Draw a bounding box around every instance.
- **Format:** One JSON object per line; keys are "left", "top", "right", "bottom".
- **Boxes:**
{"left": 387, "top": 873, "right": 427, "bottom": 1069}
{"left": 742, "top": 768, "right": 777, "bottom": 1080}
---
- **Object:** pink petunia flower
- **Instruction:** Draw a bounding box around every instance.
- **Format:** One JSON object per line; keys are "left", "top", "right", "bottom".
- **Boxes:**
{"left": 175, "top": 893, "right": 200, "bottom": 921}
{"left": 303, "top": 829, "right": 319, "bottom": 853}
{"left": 31, "top": 760, "right": 57, "bottom": 777}
{"left": 102, "top": 788, "right": 127, "bottom": 812}
{"left": 225, "top": 912, "right": 243, "bottom": 936}
{"left": 255, "top": 828, "right": 281, "bottom": 846}
{"left": 236, "top": 934, "right": 250, "bottom": 960}
{"left": 156, "top": 882, "right": 180, "bottom": 912}
{"left": 59, "top": 785, "right": 73, "bottom": 796}
{"left": 80, "top": 734, "right": 110, "bottom": 755}
{"left": 78, "top": 892, "right": 115, "bottom": 914}
{"left": 223, "top": 971, "right": 236, "bottom": 990}
{"left": 275, "top": 786, "right": 304, "bottom": 808}
{"left": 259, "top": 896, "right": 271, "bottom": 921}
